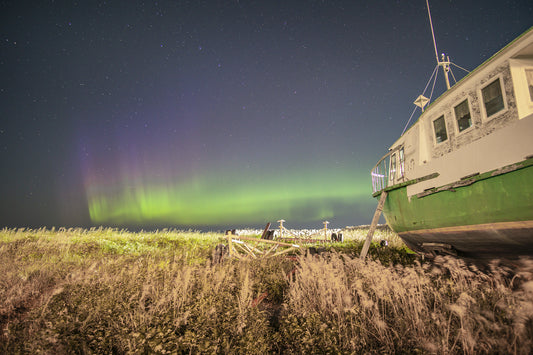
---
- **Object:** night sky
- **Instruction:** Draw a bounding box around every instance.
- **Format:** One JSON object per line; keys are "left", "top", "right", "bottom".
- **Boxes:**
{"left": 1, "top": 1, "right": 532, "bottom": 231}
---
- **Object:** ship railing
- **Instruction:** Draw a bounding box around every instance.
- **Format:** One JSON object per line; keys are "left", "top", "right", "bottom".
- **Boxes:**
{"left": 371, "top": 146, "right": 401, "bottom": 194}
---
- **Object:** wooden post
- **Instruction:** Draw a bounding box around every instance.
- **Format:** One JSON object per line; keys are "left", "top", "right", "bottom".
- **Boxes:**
{"left": 278, "top": 219, "right": 285, "bottom": 239}
{"left": 260, "top": 222, "right": 271, "bottom": 239}
{"left": 227, "top": 233, "right": 233, "bottom": 257}
{"left": 360, "top": 191, "right": 388, "bottom": 260}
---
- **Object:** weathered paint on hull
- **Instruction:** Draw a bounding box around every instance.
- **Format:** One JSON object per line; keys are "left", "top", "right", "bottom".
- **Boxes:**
{"left": 399, "top": 221, "right": 533, "bottom": 258}
{"left": 379, "top": 162, "right": 533, "bottom": 258}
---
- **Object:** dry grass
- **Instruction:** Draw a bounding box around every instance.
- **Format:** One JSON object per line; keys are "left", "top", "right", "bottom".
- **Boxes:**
{"left": 1, "top": 227, "right": 533, "bottom": 354}
{"left": 281, "top": 253, "right": 533, "bottom": 354}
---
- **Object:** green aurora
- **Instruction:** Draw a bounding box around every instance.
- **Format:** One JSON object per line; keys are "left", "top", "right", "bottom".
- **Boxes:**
{"left": 86, "top": 167, "right": 372, "bottom": 228}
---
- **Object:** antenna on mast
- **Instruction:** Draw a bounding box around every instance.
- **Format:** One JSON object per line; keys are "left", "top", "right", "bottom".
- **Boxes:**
{"left": 426, "top": 0, "right": 451, "bottom": 90}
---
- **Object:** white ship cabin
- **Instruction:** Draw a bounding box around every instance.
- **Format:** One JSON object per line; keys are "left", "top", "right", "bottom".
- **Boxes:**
{"left": 372, "top": 27, "right": 533, "bottom": 198}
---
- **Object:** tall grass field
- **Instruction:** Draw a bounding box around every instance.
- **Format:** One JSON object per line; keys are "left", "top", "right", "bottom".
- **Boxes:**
{"left": 1, "top": 227, "right": 533, "bottom": 354}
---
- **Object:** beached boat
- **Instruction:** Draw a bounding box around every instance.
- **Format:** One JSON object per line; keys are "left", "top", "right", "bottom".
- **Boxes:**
{"left": 371, "top": 26, "right": 533, "bottom": 259}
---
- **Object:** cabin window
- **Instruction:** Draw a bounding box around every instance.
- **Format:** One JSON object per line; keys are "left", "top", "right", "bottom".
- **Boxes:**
{"left": 454, "top": 99, "right": 472, "bottom": 132}
{"left": 526, "top": 69, "right": 533, "bottom": 101}
{"left": 398, "top": 148, "right": 405, "bottom": 178}
{"left": 432, "top": 115, "right": 448, "bottom": 143}
{"left": 389, "top": 153, "right": 396, "bottom": 184}
{"left": 481, "top": 78, "right": 505, "bottom": 117}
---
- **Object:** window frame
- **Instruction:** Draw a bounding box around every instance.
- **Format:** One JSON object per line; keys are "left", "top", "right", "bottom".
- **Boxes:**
{"left": 432, "top": 115, "right": 448, "bottom": 145}
{"left": 525, "top": 67, "right": 533, "bottom": 103}
{"left": 398, "top": 147, "right": 405, "bottom": 179}
{"left": 479, "top": 75, "right": 508, "bottom": 121}
{"left": 389, "top": 153, "right": 397, "bottom": 185}
{"left": 453, "top": 97, "right": 474, "bottom": 135}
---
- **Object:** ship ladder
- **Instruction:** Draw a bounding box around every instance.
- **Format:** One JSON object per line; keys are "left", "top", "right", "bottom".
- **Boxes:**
{"left": 360, "top": 191, "right": 388, "bottom": 260}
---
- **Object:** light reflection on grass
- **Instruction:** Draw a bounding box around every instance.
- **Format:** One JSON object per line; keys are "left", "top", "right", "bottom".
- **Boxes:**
{"left": 2, "top": 227, "right": 532, "bottom": 353}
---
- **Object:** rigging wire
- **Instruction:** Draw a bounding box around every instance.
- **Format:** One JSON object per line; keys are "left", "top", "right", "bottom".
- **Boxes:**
{"left": 421, "top": 65, "right": 439, "bottom": 98}
{"left": 400, "top": 0, "right": 472, "bottom": 135}
{"left": 428, "top": 66, "right": 439, "bottom": 102}
{"left": 449, "top": 68, "right": 457, "bottom": 84}
{"left": 451, "top": 62, "right": 470, "bottom": 73}
{"left": 401, "top": 64, "right": 439, "bottom": 135}
{"left": 401, "top": 59, "right": 471, "bottom": 134}
{"left": 400, "top": 0, "right": 443, "bottom": 135}
{"left": 401, "top": 106, "right": 419, "bottom": 136}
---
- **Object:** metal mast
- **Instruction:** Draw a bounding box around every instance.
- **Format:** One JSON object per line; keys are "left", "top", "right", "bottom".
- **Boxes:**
{"left": 426, "top": 0, "right": 451, "bottom": 90}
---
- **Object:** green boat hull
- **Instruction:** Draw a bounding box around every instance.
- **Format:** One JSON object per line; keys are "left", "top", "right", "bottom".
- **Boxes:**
{"left": 378, "top": 160, "right": 533, "bottom": 258}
